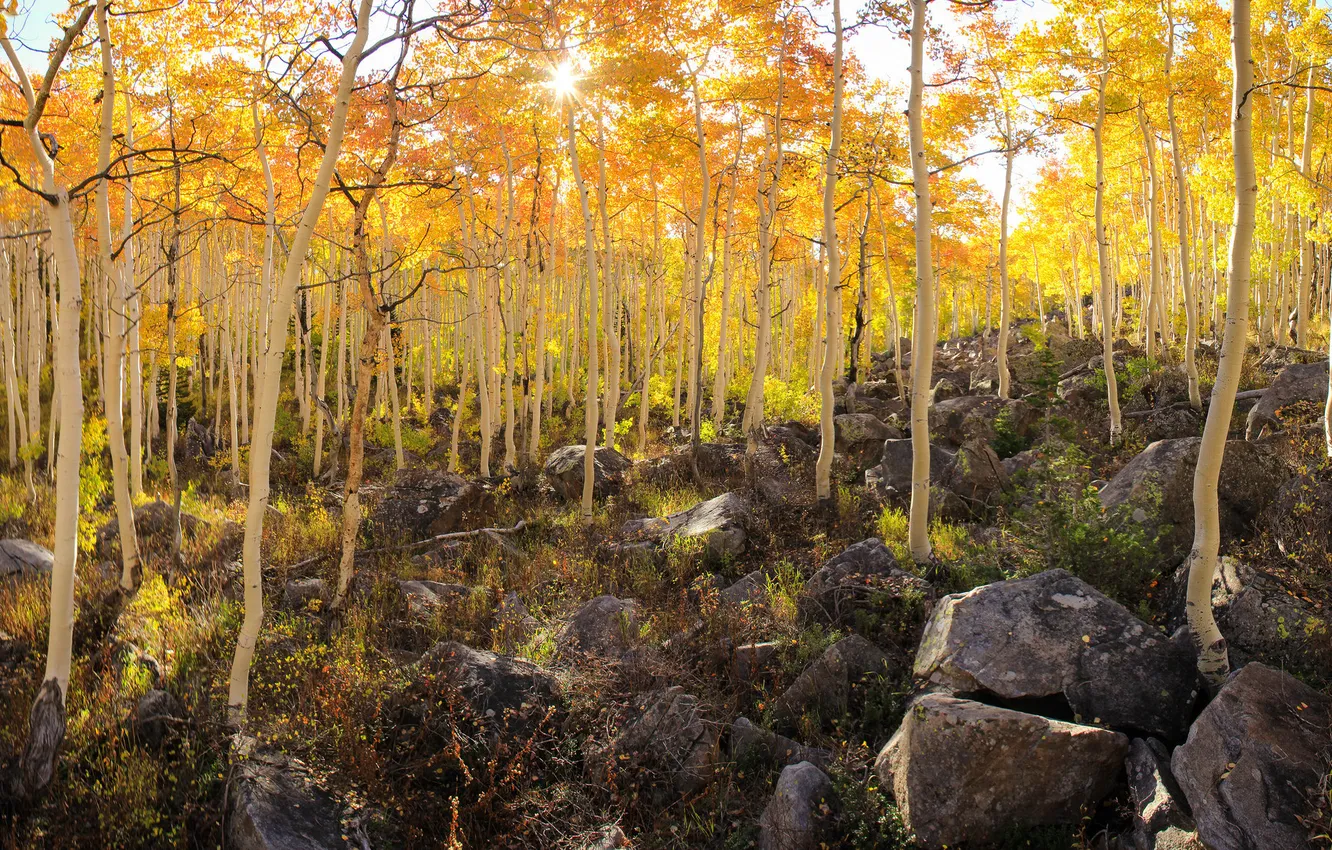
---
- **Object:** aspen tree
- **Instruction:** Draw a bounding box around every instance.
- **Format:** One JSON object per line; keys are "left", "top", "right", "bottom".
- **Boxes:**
{"left": 561, "top": 75, "right": 600, "bottom": 524}
{"left": 1096, "top": 21, "right": 1123, "bottom": 443}
{"left": 1185, "top": 0, "right": 1255, "bottom": 685}
{"left": 3, "top": 2, "right": 94, "bottom": 796}
{"left": 906, "top": 0, "right": 936, "bottom": 561}
{"left": 228, "top": 0, "right": 372, "bottom": 723}
{"left": 814, "top": 0, "right": 843, "bottom": 505}
{"left": 1164, "top": 0, "right": 1200, "bottom": 410}
{"left": 95, "top": 3, "right": 140, "bottom": 590}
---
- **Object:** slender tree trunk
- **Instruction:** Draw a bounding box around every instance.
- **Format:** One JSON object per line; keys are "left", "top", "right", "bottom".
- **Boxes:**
{"left": 227, "top": 0, "right": 371, "bottom": 724}
{"left": 815, "top": 0, "right": 843, "bottom": 505}
{"left": 1165, "top": 4, "right": 1200, "bottom": 410}
{"left": 566, "top": 101, "right": 600, "bottom": 524}
{"left": 997, "top": 140, "right": 1013, "bottom": 399}
{"left": 906, "top": 0, "right": 935, "bottom": 561}
{"left": 1097, "top": 23, "right": 1123, "bottom": 443}
{"left": 1185, "top": 0, "right": 1253, "bottom": 686}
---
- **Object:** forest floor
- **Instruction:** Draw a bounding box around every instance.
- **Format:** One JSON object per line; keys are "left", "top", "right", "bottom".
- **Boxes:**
{"left": 0, "top": 320, "right": 1330, "bottom": 849}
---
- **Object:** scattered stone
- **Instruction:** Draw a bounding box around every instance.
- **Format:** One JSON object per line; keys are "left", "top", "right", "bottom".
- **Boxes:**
{"left": 281, "top": 578, "right": 329, "bottom": 611}
{"left": 728, "top": 641, "right": 780, "bottom": 683}
{"left": 930, "top": 377, "right": 965, "bottom": 403}
{"left": 915, "top": 569, "right": 1198, "bottom": 740}
{"left": 369, "top": 468, "right": 489, "bottom": 543}
{"left": 543, "top": 444, "right": 633, "bottom": 501}
{"left": 940, "top": 440, "right": 1009, "bottom": 512}
{"left": 131, "top": 689, "right": 187, "bottom": 749}
{"left": 875, "top": 694, "right": 1129, "bottom": 849}
{"left": 557, "top": 595, "right": 640, "bottom": 659}
{"left": 730, "top": 717, "right": 832, "bottom": 770}
{"left": 1127, "top": 738, "right": 1200, "bottom": 850}
{"left": 1172, "top": 663, "right": 1332, "bottom": 850}
{"left": 1245, "top": 360, "right": 1328, "bottom": 439}
{"left": 834, "top": 413, "right": 901, "bottom": 472}
{"left": 0, "top": 539, "right": 53, "bottom": 580}
{"left": 618, "top": 492, "right": 749, "bottom": 560}
{"left": 396, "top": 579, "right": 471, "bottom": 617}
{"left": 1139, "top": 406, "right": 1203, "bottom": 443}
{"left": 719, "top": 570, "right": 766, "bottom": 608}
{"left": 758, "top": 761, "right": 836, "bottom": 850}
{"left": 1098, "top": 438, "right": 1288, "bottom": 563}
{"left": 1058, "top": 373, "right": 1102, "bottom": 405}
{"left": 771, "top": 635, "right": 896, "bottom": 731}
{"left": 594, "top": 686, "right": 721, "bottom": 803}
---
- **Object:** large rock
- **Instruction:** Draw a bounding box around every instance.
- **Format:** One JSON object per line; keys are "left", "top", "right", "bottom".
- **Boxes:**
{"left": 875, "top": 694, "right": 1128, "bottom": 849}
{"left": 939, "top": 440, "right": 1009, "bottom": 512}
{"left": 1098, "top": 437, "right": 1287, "bottom": 563}
{"left": 96, "top": 500, "right": 202, "bottom": 556}
{"left": 130, "top": 688, "right": 187, "bottom": 749}
{"left": 592, "top": 686, "right": 720, "bottom": 803}
{"left": 1127, "top": 738, "right": 1200, "bottom": 850}
{"left": 928, "top": 395, "right": 1037, "bottom": 448}
{"left": 866, "top": 438, "right": 954, "bottom": 500}
{"left": 543, "top": 445, "right": 632, "bottom": 501}
{"left": 557, "top": 595, "right": 640, "bottom": 659}
{"left": 618, "top": 492, "right": 749, "bottom": 560}
{"left": 758, "top": 761, "right": 836, "bottom": 850}
{"left": 1172, "top": 663, "right": 1332, "bottom": 850}
{"left": 834, "top": 413, "right": 901, "bottom": 472}
{"left": 1245, "top": 360, "right": 1328, "bottom": 439}
{"left": 396, "top": 579, "right": 471, "bottom": 617}
{"left": 369, "top": 468, "right": 489, "bottom": 542}
{"left": 915, "top": 569, "right": 1198, "bottom": 740}
{"left": 227, "top": 752, "right": 347, "bottom": 850}
{"left": 0, "top": 539, "right": 53, "bottom": 580}
{"left": 798, "top": 538, "right": 929, "bottom": 629}
{"left": 771, "top": 635, "right": 896, "bottom": 731}
{"left": 411, "top": 641, "right": 559, "bottom": 737}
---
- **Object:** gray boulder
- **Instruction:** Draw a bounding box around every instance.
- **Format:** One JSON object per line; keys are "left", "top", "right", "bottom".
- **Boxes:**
{"left": 1172, "top": 663, "right": 1332, "bottom": 850}
{"left": 834, "top": 413, "right": 901, "bottom": 472}
{"left": 96, "top": 500, "right": 202, "bottom": 557}
{"left": 281, "top": 578, "right": 329, "bottom": 611}
{"left": 771, "top": 635, "right": 895, "bottom": 730}
{"left": 557, "top": 595, "right": 640, "bottom": 659}
{"left": 543, "top": 444, "right": 632, "bottom": 501}
{"left": 719, "top": 570, "right": 766, "bottom": 608}
{"left": 0, "top": 539, "right": 53, "bottom": 580}
{"left": 227, "top": 752, "right": 347, "bottom": 850}
{"left": 1098, "top": 437, "right": 1287, "bottom": 563}
{"left": 875, "top": 694, "right": 1128, "bottom": 849}
{"left": 930, "top": 377, "right": 965, "bottom": 404}
{"left": 940, "top": 440, "right": 1009, "bottom": 512}
{"left": 929, "top": 395, "right": 1037, "bottom": 448}
{"left": 758, "top": 761, "right": 836, "bottom": 850}
{"left": 413, "top": 641, "right": 559, "bottom": 736}
{"left": 798, "top": 538, "right": 929, "bottom": 626}
{"left": 1245, "top": 360, "right": 1328, "bottom": 439}
{"left": 131, "top": 689, "right": 187, "bottom": 749}
{"left": 867, "top": 438, "right": 954, "bottom": 500}
{"left": 915, "top": 569, "right": 1198, "bottom": 740}
{"left": 618, "top": 492, "right": 749, "bottom": 560}
{"left": 370, "top": 468, "right": 489, "bottom": 543}
{"left": 728, "top": 641, "right": 780, "bottom": 683}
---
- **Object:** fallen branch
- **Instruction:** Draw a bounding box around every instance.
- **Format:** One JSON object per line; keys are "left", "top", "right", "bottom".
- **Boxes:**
{"left": 277, "top": 520, "right": 529, "bottom": 571}
{"left": 1122, "top": 389, "right": 1266, "bottom": 419}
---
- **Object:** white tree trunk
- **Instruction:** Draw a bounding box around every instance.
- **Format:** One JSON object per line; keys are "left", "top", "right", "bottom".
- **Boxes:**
{"left": 815, "top": 0, "right": 843, "bottom": 504}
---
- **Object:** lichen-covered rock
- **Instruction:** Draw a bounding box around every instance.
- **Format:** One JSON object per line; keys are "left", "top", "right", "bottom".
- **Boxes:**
{"left": 867, "top": 438, "right": 954, "bottom": 501}
{"left": 618, "top": 492, "right": 749, "bottom": 560}
{"left": 758, "top": 761, "right": 836, "bottom": 850}
{"left": 1172, "top": 663, "right": 1332, "bottom": 850}
{"left": 543, "top": 444, "right": 633, "bottom": 501}
{"left": 874, "top": 694, "right": 1128, "bottom": 849}
{"left": 0, "top": 539, "right": 54, "bottom": 580}
{"left": 834, "top": 413, "right": 901, "bottom": 472}
{"left": 771, "top": 635, "right": 896, "bottom": 731}
{"left": 940, "top": 440, "right": 1009, "bottom": 513}
{"left": 915, "top": 569, "right": 1198, "bottom": 740}
{"left": 557, "top": 595, "right": 640, "bottom": 659}
{"left": 369, "top": 468, "right": 489, "bottom": 543}
{"left": 930, "top": 377, "right": 965, "bottom": 404}
{"left": 1098, "top": 437, "right": 1287, "bottom": 563}
{"left": 1245, "top": 360, "right": 1328, "bottom": 439}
